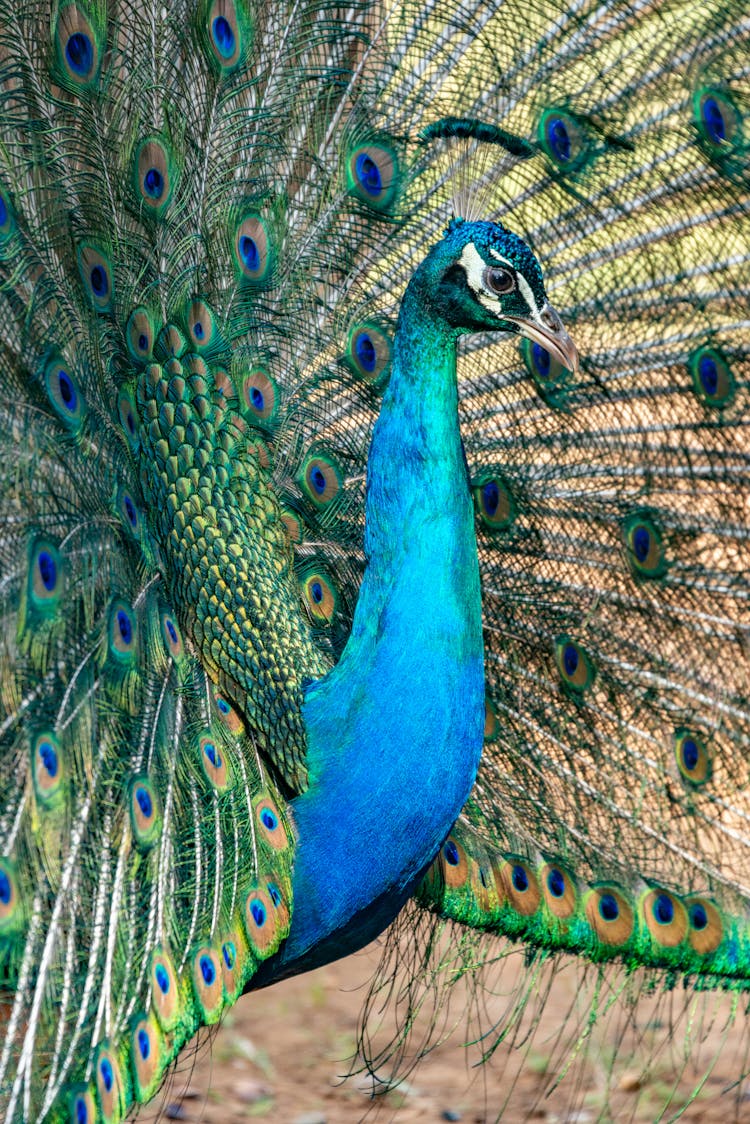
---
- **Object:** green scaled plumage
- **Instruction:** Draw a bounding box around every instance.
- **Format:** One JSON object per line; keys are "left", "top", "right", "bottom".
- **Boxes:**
{"left": 0, "top": 0, "right": 748, "bottom": 1121}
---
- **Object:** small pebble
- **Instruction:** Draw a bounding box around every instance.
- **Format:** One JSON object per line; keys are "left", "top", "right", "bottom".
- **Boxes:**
{"left": 618, "top": 1070, "right": 643, "bottom": 1093}
{"left": 442, "top": 1111, "right": 463, "bottom": 1122}
{"left": 165, "top": 1105, "right": 188, "bottom": 1122}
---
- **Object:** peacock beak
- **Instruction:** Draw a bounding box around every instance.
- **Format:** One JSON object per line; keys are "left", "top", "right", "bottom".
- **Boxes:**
{"left": 506, "top": 303, "right": 579, "bottom": 374}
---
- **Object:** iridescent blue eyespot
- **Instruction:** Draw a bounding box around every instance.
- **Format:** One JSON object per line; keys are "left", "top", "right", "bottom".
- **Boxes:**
{"left": 250, "top": 900, "right": 266, "bottom": 927}
{"left": 204, "top": 741, "right": 221, "bottom": 768}
{"left": 138, "top": 333, "right": 148, "bottom": 351}
{"left": 37, "top": 550, "right": 57, "bottom": 592}
{"left": 143, "top": 167, "right": 164, "bottom": 199}
{"left": 512, "top": 865, "right": 529, "bottom": 892}
{"left": 75, "top": 1095, "right": 89, "bottom": 1124}
{"left": 482, "top": 481, "right": 499, "bottom": 516}
{"left": 212, "top": 15, "right": 235, "bottom": 57}
{"left": 251, "top": 386, "right": 263, "bottom": 409}
{"left": 547, "top": 868, "right": 565, "bottom": 898}
{"left": 99, "top": 1058, "right": 113, "bottom": 1092}
{"left": 267, "top": 882, "right": 281, "bottom": 907}
{"left": 135, "top": 786, "right": 152, "bottom": 818}
{"left": 165, "top": 619, "right": 178, "bottom": 644}
{"left": 155, "top": 964, "right": 170, "bottom": 993}
{"left": 653, "top": 893, "right": 674, "bottom": 925}
{"left": 310, "top": 466, "right": 326, "bottom": 494}
{"left": 443, "top": 840, "right": 460, "bottom": 866}
{"left": 310, "top": 581, "right": 323, "bottom": 604}
{"left": 66, "top": 32, "right": 93, "bottom": 76}
{"left": 217, "top": 698, "right": 230, "bottom": 715}
{"left": 90, "top": 265, "right": 108, "bottom": 297}
{"left": 200, "top": 955, "right": 215, "bottom": 985}
{"left": 599, "top": 893, "right": 619, "bottom": 922}
{"left": 261, "top": 808, "right": 278, "bottom": 831}
{"left": 546, "top": 116, "right": 571, "bottom": 162}
{"left": 239, "top": 235, "right": 259, "bottom": 271}
{"left": 690, "top": 903, "right": 708, "bottom": 931}
{"left": 39, "top": 740, "right": 58, "bottom": 778}
{"left": 222, "top": 942, "right": 235, "bottom": 969}
{"left": 0, "top": 869, "right": 10, "bottom": 904}
{"left": 632, "top": 526, "right": 650, "bottom": 562}
{"left": 682, "top": 738, "right": 698, "bottom": 771}
{"left": 563, "top": 644, "right": 578, "bottom": 677}
{"left": 354, "top": 332, "right": 377, "bottom": 372}
{"left": 702, "top": 96, "right": 725, "bottom": 142}
{"left": 137, "top": 1028, "right": 150, "bottom": 1060}
{"left": 355, "top": 153, "right": 382, "bottom": 196}
{"left": 58, "top": 370, "right": 77, "bottom": 411}
{"left": 117, "top": 609, "right": 132, "bottom": 644}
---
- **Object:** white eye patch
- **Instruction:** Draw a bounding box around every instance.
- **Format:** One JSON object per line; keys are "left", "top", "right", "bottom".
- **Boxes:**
{"left": 459, "top": 241, "right": 543, "bottom": 323}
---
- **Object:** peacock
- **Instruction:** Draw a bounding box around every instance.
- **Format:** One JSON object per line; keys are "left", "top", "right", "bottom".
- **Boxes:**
{"left": 0, "top": 0, "right": 748, "bottom": 1120}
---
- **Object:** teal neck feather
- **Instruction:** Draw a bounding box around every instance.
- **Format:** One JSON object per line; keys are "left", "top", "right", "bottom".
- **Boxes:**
{"left": 267, "top": 245, "right": 485, "bottom": 975}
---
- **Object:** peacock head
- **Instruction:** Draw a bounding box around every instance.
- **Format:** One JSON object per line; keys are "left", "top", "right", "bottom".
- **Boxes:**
{"left": 425, "top": 218, "right": 578, "bottom": 372}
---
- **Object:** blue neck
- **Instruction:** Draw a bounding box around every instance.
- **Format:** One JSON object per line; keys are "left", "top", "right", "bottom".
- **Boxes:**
{"left": 266, "top": 271, "right": 485, "bottom": 976}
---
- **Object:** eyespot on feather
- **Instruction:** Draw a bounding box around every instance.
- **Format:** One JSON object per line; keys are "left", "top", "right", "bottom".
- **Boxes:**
{"left": 346, "top": 141, "right": 399, "bottom": 210}
{"left": 243, "top": 883, "right": 288, "bottom": 957}
{"left": 538, "top": 108, "right": 589, "bottom": 171}
{"left": 473, "top": 473, "right": 515, "bottom": 530}
{"left": 186, "top": 298, "right": 220, "bottom": 352}
{"left": 54, "top": 4, "right": 102, "bottom": 88}
{"left": 689, "top": 346, "right": 735, "bottom": 408}
{"left": 685, "top": 896, "right": 724, "bottom": 955}
{"left": 219, "top": 927, "right": 248, "bottom": 1000}
{"left": 235, "top": 215, "right": 273, "bottom": 283}
{"left": 555, "top": 636, "right": 595, "bottom": 693}
{"left": 213, "top": 692, "right": 244, "bottom": 734}
{"left": 495, "top": 857, "right": 541, "bottom": 917}
{"left": 44, "top": 358, "right": 85, "bottom": 430}
{"left": 255, "top": 797, "right": 289, "bottom": 850}
{"left": 521, "top": 336, "right": 572, "bottom": 404}
{"left": 301, "top": 570, "right": 338, "bottom": 625}
{"left": 129, "top": 1015, "right": 164, "bottom": 1103}
{"left": 191, "top": 946, "right": 224, "bottom": 1022}
{"left": 160, "top": 610, "right": 184, "bottom": 661}
{"left": 77, "top": 243, "right": 114, "bottom": 312}
{"left": 150, "top": 948, "right": 180, "bottom": 1031}
{"left": 623, "top": 512, "right": 666, "bottom": 578}
{"left": 68, "top": 1088, "right": 96, "bottom": 1124}
{"left": 585, "top": 885, "right": 634, "bottom": 947}
{"left": 0, "top": 183, "right": 15, "bottom": 241}
{"left": 199, "top": 731, "right": 230, "bottom": 789}
{"left": 693, "top": 87, "right": 742, "bottom": 155}
{"left": 440, "top": 837, "right": 470, "bottom": 889}
{"left": 28, "top": 538, "right": 63, "bottom": 612}
{"left": 107, "top": 600, "right": 138, "bottom": 663}
{"left": 31, "top": 731, "right": 64, "bottom": 807}
{"left": 345, "top": 323, "right": 392, "bottom": 383}
{"left": 242, "top": 368, "right": 278, "bottom": 423}
{"left": 641, "top": 888, "right": 688, "bottom": 948}
{"left": 117, "top": 488, "right": 142, "bottom": 538}
{"left": 0, "top": 859, "right": 22, "bottom": 933}
{"left": 674, "top": 728, "right": 711, "bottom": 787}
{"left": 129, "top": 777, "right": 160, "bottom": 849}
{"left": 300, "top": 452, "right": 342, "bottom": 507}
{"left": 134, "top": 137, "right": 176, "bottom": 215}
{"left": 540, "top": 862, "right": 577, "bottom": 920}
{"left": 93, "top": 1042, "right": 126, "bottom": 1122}
{"left": 206, "top": 0, "right": 249, "bottom": 70}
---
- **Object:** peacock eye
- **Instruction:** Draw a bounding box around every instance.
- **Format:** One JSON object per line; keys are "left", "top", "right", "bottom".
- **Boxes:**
{"left": 483, "top": 266, "right": 515, "bottom": 295}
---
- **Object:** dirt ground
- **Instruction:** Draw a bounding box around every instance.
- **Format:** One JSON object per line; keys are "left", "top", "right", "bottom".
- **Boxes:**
{"left": 141, "top": 937, "right": 750, "bottom": 1124}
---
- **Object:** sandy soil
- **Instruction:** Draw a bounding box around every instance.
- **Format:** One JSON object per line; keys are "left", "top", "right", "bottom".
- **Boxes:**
{"left": 141, "top": 937, "right": 750, "bottom": 1124}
